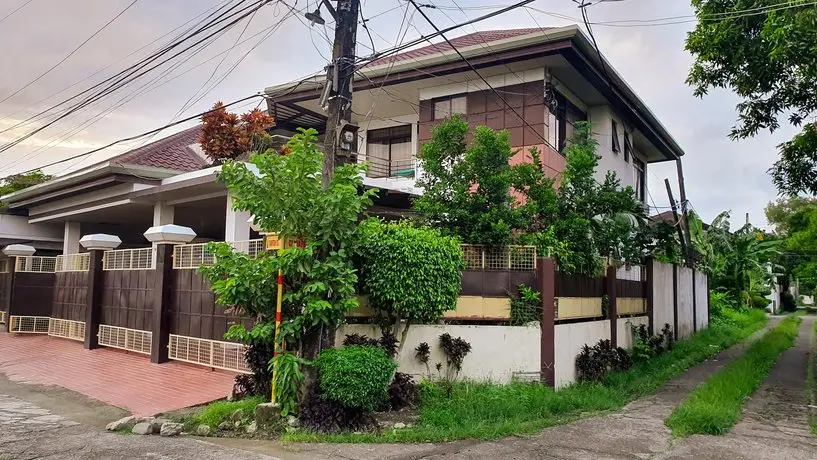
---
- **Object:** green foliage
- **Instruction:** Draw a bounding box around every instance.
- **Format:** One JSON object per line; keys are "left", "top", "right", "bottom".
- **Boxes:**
{"left": 414, "top": 115, "right": 523, "bottom": 246}
{"left": 685, "top": 0, "right": 817, "bottom": 195}
{"left": 438, "top": 333, "right": 472, "bottom": 382}
{"left": 509, "top": 283, "right": 541, "bottom": 326}
{"left": 765, "top": 196, "right": 817, "bottom": 236}
{"left": 270, "top": 352, "right": 305, "bottom": 416}
{"left": 315, "top": 346, "right": 397, "bottom": 412}
{"left": 631, "top": 324, "right": 673, "bottom": 363}
{"left": 356, "top": 219, "right": 464, "bottom": 333}
{"left": 285, "top": 309, "right": 767, "bottom": 443}
{"left": 666, "top": 316, "right": 801, "bottom": 436}
{"left": 575, "top": 339, "right": 632, "bottom": 382}
{"left": 200, "top": 246, "right": 279, "bottom": 320}
{"left": 0, "top": 170, "right": 53, "bottom": 206}
{"left": 187, "top": 396, "right": 265, "bottom": 429}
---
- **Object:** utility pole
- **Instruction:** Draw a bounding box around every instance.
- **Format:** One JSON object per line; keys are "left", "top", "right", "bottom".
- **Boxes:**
{"left": 665, "top": 178, "right": 688, "bottom": 265}
{"left": 675, "top": 159, "right": 693, "bottom": 266}
{"left": 320, "top": 0, "right": 360, "bottom": 189}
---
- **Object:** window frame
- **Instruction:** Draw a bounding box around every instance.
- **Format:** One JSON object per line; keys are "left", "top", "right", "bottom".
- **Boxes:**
{"left": 623, "top": 129, "right": 632, "bottom": 163}
{"left": 365, "top": 124, "right": 413, "bottom": 178}
{"left": 611, "top": 119, "right": 621, "bottom": 154}
{"left": 633, "top": 157, "right": 646, "bottom": 202}
{"left": 548, "top": 90, "right": 587, "bottom": 153}
{"left": 431, "top": 94, "right": 468, "bottom": 121}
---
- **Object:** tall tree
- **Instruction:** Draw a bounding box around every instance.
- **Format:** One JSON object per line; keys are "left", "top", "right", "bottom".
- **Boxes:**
{"left": 685, "top": 0, "right": 817, "bottom": 195}
{"left": 764, "top": 196, "right": 817, "bottom": 235}
{"left": 0, "top": 170, "right": 53, "bottom": 206}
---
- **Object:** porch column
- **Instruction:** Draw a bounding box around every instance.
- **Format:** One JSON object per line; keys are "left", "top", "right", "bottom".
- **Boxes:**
{"left": 78, "top": 234, "right": 121, "bottom": 350}
{"left": 153, "top": 202, "right": 175, "bottom": 226}
{"left": 63, "top": 222, "right": 81, "bottom": 255}
{"left": 225, "top": 193, "right": 250, "bottom": 242}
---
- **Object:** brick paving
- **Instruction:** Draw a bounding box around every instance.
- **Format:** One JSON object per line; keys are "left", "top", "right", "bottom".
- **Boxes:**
{"left": 0, "top": 333, "right": 236, "bottom": 416}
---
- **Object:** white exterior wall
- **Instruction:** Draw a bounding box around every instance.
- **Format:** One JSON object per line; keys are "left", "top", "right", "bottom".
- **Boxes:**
{"left": 554, "top": 319, "right": 610, "bottom": 388}
{"left": 336, "top": 324, "right": 540, "bottom": 383}
{"left": 617, "top": 316, "right": 649, "bottom": 350}
{"left": 0, "top": 214, "right": 62, "bottom": 243}
{"left": 694, "top": 271, "right": 709, "bottom": 330}
{"left": 652, "top": 261, "right": 675, "bottom": 333}
{"left": 62, "top": 221, "right": 81, "bottom": 255}
{"left": 676, "top": 266, "right": 695, "bottom": 339}
{"left": 588, "top": 105, "right": 648, "bottom": 194}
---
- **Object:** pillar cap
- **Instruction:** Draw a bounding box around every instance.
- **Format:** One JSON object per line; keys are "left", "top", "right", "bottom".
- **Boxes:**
{"left": 79, "top": 233, "right": 122, "bottom": 251}
{"left": 143, "top": 224, "right": 196, "bottom": 244}
{"left": 2, "top": 244, "right": 35, "bottom": 257}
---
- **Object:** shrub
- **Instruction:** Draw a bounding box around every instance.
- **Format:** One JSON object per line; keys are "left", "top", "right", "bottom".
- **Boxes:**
{"left": 631, "top": 323, "right": 673, "bottom": 363}
{"left": 314, "top": 346, "right": 397, "bottom": 412}
{"left": 575, "top": 339, "right": 632, "bottom": 382}
{"left": 356, "top": 219, "right": 464, "bottom": 348}
{"left": 509, "top": 284, "right": 541, "bottom": 326}
{"left": 299, "top": 386, "right": 373, "bottom": 433}
{"left": 381, "top": 372, "right": 419, "bottom": 412}
{"left": 439, "top": 333, "right": 472, "bottom": 381}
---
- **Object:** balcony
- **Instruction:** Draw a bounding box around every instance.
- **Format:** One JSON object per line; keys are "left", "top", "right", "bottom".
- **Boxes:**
{"left": 366, "top": 156, "right": 416, "bottom": 179}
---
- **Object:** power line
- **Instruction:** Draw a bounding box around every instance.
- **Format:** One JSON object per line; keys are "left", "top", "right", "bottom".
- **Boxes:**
{"left": 0, "top": 0, "right": 33, "bottom": 25}
{"left": 0, "top": 0, "right": 140, "bottom": 105}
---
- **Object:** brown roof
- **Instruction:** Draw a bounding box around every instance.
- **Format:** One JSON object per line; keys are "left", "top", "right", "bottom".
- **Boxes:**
{"left": 109, "top": 126, "right": 206, "bottom": 173}
{"left": 368, "top": 28, "right": 550, "bottom": 67}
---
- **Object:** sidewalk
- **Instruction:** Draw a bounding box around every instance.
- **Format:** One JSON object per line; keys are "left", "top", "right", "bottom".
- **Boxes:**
{"left": 0, "top": 333, "right": 235, "bottom": 416}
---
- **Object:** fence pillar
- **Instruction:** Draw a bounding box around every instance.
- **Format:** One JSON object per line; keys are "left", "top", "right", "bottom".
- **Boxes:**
{"left": 672, "top": 264, "right": 679, "bottom": 341}
{"left": 692, "top": 268, "right": 697, "bottom": 333}
{"left": 537, "top": 257, "right": 555, "bottom": 387}
{"left": 646, "top": 259, "right": 655, "bottom": 335}
{"left": 606, "top": 265, "right": 618, "bottom": 348}
{"left": 150, "top": 244, "right": 174, "bottom": 364}
{"left": 84, "top": 250, "right": 104, "bottom": 349}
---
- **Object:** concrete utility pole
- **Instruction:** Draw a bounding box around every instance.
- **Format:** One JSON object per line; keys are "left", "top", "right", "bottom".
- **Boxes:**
{"left": 320, "top": 0, "right": 360, "bottom": 188}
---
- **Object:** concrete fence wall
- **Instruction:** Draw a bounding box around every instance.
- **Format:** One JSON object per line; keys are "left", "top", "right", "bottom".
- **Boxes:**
{"left": 337, "top": 323, "right": 542, "bottom": 383}
{"left": 553, "top": 319, "right": 610, "bottom": 388}
{"left": 651, "top": 261, "right": 675, "bottom": 331}
{"left": 676, "top": 266, "right": 695, "bottom": 339}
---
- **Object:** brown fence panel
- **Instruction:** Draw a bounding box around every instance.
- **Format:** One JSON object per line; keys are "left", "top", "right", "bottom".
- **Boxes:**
{"left": 554, "top": 272, "right": 605, "bottom": 297}
{"left": 0, "top": 271, "right": 11, "bottom": 316}
{"left": 52, "top": 272, "right": 88, "bottom": 322}
{"left": 460, "top": 270, "right": 538, "bottom": 297}
{"left": 615, "top": 279, "right": 648, "bottom": 299}
{"left": 168, "top": 270, "right": 250, "bottom": 341}
{"left": 10, "top": 273, "right": 55, "bottom": 317}
{"left": 100, "top": 270, "right": 156, "bottom": 331}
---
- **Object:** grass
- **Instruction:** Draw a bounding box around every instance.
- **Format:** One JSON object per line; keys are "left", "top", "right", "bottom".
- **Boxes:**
{"left": 808, "top": 319, "right": 817, "bottom": 436}
{"left": 181, "top": 396, "right": 265, "bottom": 430}
{"left": 665, "top": 315, "right": 801, "bottom": 437}
{"left": 285, "top": 309, "right": 768, "bottom": 443}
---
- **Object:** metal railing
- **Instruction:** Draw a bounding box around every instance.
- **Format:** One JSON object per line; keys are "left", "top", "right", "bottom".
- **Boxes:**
{"left": 0, "top": 311, "right": 6, "bottom": 324}
{"left": 48, "top": 318, "right": 86, "bottom": 341}
{"left": 461, "top": 245, "right": 537, "bottom": 271}
{"left": 168, "top": 334, "right": 250, "bottom": 373}
{"left": 102, "top": 248, "right": 155, "bottom": 271}
{"left": 98, "top": 324, "right": 152, "bottom": 355}
{"left": 56, "top": 253, "right": 90, "bottom": 272}
{"left": 9, "top": 316, "right": 50, "bottom": 333}
{"left": 15, "top": 256, "right": 57, "bottom": 273}
{"left": 366, "top": 156, "right": 416, "bottom": 179}
{"left": 172, "top": 239, "right": 264, "bottom": 269}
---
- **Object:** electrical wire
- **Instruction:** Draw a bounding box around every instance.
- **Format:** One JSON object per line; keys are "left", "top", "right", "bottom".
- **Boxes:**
{"left": 0, "top": 0, "right": 33, "bottom": 26}
{"left": 0, "top": 0, "right": 140, "bottom": 105}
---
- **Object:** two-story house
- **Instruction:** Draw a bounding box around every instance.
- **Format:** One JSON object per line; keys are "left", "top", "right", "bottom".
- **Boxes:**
{"left": 265, "top": 25, "right": 685, "bottom": 202}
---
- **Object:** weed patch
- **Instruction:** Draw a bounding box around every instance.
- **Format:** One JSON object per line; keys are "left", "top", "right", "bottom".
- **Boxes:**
{"left": 666, "top": 316, "right": 801, "bottom": 436}
{"left": 285, "top": 309, "right": 767, "bottom": 443}
{"left": 182, "top": 396, "right": 265, "bottom": 430}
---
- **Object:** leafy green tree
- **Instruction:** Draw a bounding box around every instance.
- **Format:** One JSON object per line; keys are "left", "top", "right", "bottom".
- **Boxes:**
{"left": 685, "top": 0, "right": 817, "bottom": 195}
{"left": 764, "top": 196, "right": 817, "bottom": 235}
{"left": 0, "top": 170, "right": 53, "bottom": 206}
{"left": 414, "top": 115, "right": 523, "bottom": 246}
{"left": 355, "top": 219, "right": 463, "bottom": 351}
{"left": 202, "top": 128, "right": 375, "bottom": 410}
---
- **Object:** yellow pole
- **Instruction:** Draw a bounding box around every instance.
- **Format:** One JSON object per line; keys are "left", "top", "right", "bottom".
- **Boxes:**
{"left": 271, "top": 268, "right": 284, "bottom": 403}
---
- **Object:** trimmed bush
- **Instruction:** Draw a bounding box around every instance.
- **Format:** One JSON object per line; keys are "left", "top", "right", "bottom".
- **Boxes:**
{"left": 315, "top": 345, "right": 397, "bottom": 412}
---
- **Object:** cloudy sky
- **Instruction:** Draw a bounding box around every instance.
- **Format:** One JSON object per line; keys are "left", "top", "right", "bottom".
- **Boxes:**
{"left": 0, "top": 0, "right": 794, "bottom": 228}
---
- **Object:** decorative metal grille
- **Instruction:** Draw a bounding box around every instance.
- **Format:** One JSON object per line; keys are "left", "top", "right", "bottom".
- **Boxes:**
{"left": 56, "top": 253, "right": 90, "bottom": 272}
{"left": 168, "top": 334, "right": 250, "bottom": 373}
{"left": 102, "top": 248, "right": 155, "bottom": 271}
{"left": 172, "top": 239, "right": 265, "bottom": 269}
{"left": 9, "top": 316, "right": 50, "bottom": 333}
{"left": 98, "top": 324, "right": 152, "bottom": 355}
{"left": 616, "top": 264, "right": 645, "bottom": 282}
{"left": 48, "top": 318, "right": 85, "bottom": 341}
{"left": 0, "top": 311, "right": 6, "bottom": 324}
{"left": 461, "top": 245, "right": 536, "bottom": 271}
{"left": 15, "top": 256, "right": 57, "bottom": 273}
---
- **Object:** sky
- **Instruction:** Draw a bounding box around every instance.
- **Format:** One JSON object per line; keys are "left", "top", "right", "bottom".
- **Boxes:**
{"left": 0, "top": 0, "right": 796, "bottom": 229}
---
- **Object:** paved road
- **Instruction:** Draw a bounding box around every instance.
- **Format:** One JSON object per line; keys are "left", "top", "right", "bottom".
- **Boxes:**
{"left": 0, "top": 393, "right": 279, "bottom": 460}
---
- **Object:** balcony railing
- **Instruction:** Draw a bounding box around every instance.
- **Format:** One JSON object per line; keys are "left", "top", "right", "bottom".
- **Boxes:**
{"left": 366, "top": 156, "right": 415, "bottom": 179}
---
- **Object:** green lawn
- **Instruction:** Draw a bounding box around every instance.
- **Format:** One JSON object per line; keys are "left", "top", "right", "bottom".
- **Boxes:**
{"left": 665, "top": 315, "right": 801, "bottom": 436}
{"left": 286, "top": 309, "right": 767, "bottom": 443}
{"left": 181, "top": 396, "right": 265, "bottom": 430}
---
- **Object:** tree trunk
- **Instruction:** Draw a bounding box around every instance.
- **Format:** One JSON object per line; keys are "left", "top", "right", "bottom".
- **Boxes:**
{"left": 300, "top": 325, "right": 324, "bottom": 398}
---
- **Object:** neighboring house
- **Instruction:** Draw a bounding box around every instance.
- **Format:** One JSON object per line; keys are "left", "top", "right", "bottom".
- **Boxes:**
{"left": 0, "top": 126, "right": 416, "bottom": 254}
{"left": 265, "top": 25, "right": 685, "bottom": 203}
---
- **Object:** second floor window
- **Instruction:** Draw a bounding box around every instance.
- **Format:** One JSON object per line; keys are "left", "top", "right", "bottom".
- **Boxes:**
{"left": 633, "top": 157, "right": 646, "bottom": 202}
{"left": 623, "top": 130, "right": 632, "bottom": 163}
{"left": 547, "top": 90, "right": 587, "bottom": 152}
{"left": 612, "top": 119, "right": 621, "bottom": 154}
{"left": 433, "top": 95, "right": 467, "bottom": 120}
{"left": 366, "top": 125, "right": 414, "bottom": 178}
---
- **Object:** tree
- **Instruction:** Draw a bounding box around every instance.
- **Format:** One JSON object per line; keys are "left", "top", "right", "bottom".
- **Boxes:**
{"left": 685, "top": 0, "right": 817, "bottom": 195}
{"left": 414, "top": 115, "right": 524, "bottom": 246}
{"left": 355, "top": 219, "right": 463, "bottom": 352}
{"left": 201, "top": 128, "right": 375, "bottom": 411}
{"left": 764, "top": 196, "right": 817, "bottom": 235}
{"left": 199, "top": 102, "right": 275, "bottom": 163}
{"left": 0, "top": 170, "right": 53, "bottom": 206}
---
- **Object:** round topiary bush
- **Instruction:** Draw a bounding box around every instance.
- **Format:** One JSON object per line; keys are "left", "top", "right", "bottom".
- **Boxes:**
{"left": 314, "top": 345, "right": 397, "bottom": 412}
